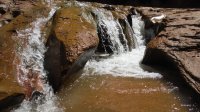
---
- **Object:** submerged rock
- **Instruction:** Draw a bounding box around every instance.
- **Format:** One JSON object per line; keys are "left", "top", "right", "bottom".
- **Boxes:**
{"left": 140, "top": 7, "right": 200, "bottom": 95}
{"left": 45, "top": 6, "right": 99, "bottom": 91}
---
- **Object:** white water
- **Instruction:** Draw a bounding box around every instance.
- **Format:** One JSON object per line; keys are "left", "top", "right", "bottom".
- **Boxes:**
{"left": 83, "top": 14, "right": 162, "bottom": 78}
{"left": 132, "top": 15, "right": 145, "bottom": 47}
{"left": 93, "top": 8, "right": 126, "bottom": 53}
{"left": 13, "top": 4, "right": 63, "bottom": 112}
{"left": 116, "top": 20, "right": 129, "bottom": 51}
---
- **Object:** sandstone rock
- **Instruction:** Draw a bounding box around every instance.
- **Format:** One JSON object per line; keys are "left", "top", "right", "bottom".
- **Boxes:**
{"left": 0, "top": 0, "right": 38, "bottom": 28}
{"left": 0, "top": 4, "right": 52, "bottom": 110}
{"left": 45, "top": 7, "right": 99, "bottom": 91}
{"left": 0, "top": 14, "right": 29, "bottom": 111}
{"left": 140, "top": 7, "right": 200, "bottom": 94}
{"left": 0, "top": 11, "right": 37, "bottom": 109}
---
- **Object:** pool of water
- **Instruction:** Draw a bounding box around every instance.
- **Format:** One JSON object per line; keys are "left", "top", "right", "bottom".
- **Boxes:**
{"left": 58, "top": 75, "right": 199, "bottom": 112}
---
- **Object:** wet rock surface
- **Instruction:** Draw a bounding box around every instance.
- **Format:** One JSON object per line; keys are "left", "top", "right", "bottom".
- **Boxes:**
{"left": 140, "top": 7, "right": 200, "bottom": 95}
{"left": 0, "top": 13, "right": 26, "bottom": 112}
{"left": 0, "top": 0, "right": 39, "bottom": 28}
{"left": 0, "top": 12, "right": 35, "bottom": 111}
{"left": 45, "top": 6, "right": 99, "bottom": 91}
{"left": 90, "top": 4, "right": 136, "bottom": 53}
{"left": 0, "top": 2, "right": 52, "bottom": 110}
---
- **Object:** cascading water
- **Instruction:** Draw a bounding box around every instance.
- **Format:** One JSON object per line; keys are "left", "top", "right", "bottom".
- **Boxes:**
{"left": 131, "top": 14, "right": 145, "bottom": 47}
{"left": 9, "top": 1, "right": 199, "bottom": 111}
{"left": 116, "top": 20, "right": 129, "bottom": 51}
{"left": 65, "top": 1, "right": 129, "bottom": 54}
{"left": 12, "top": 3, "right": 63, "bottom": 112}
{"left": 83, "top": 13, "right": 162, "bottom": 78}
{"left": 56, "top": 6, "right": 199, "bottom": 111}
{"left": 93, "top": 8, "right": 126, "bottom": 54}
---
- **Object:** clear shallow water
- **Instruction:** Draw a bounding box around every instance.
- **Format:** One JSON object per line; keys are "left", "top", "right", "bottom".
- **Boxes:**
{"left": 58, "top": 75, "right": 198, "bottom": 112}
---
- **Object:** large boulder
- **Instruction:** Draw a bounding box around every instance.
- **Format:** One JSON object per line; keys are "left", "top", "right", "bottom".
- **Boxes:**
{"left": 140, "top": 7, "right": 200, "bottom": 94}
{"left": 45, "top": 7, "right": 99, "bottom": 91}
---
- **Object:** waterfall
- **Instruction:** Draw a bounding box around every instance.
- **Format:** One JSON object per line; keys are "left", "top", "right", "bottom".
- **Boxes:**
{"left": 131, "top": 15, "right": 145, "bottom": 47}
{"left": 13, "top": 4, "right": 63, "bottom": 112}
{"left": 93, "top": 8, "right": 126, "bottom": 54}
{"left": 124, "top": 18, "right": 138, "bottom": 49}
{"left": 116, "top": 20, "right": 129, "bottom": 51}
{"left": 82, "top": 14, "right": 162, "bottom": 78}
{"left": 65, "top": 1, "right": 129, "bottom": 54}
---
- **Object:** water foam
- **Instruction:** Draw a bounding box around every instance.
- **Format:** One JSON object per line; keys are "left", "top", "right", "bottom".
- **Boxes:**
{"left": 83, "top": 46, "right": 161, "bottom": 78}
{"left": 82, "top": 14, "right": 162, "bottom": 78}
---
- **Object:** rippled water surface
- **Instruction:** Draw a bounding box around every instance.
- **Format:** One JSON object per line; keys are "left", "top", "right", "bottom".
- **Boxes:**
{"left": 58, "top": 75, "right": 199, "bottom": 112}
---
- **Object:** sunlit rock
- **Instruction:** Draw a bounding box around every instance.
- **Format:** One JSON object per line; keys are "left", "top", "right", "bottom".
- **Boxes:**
{"left": 141, "top": 7, "right": 200, "bottom": 95}
{"left": 45, "top": 6, "right": 99, "bottom": 91}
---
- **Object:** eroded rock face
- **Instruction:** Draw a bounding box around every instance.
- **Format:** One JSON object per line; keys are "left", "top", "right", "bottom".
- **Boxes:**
{"left": 45, "top": 7, "right": 99, "bottom": 91}
{"left": 140, "top": 7, "right": 200, "bottom": 94}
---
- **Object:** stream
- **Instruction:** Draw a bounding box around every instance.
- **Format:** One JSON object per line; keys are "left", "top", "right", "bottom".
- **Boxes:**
{"left": 57, "top": 12, "right": 199, "bottom": 112}
{"left": 12, "top": 1, "right": 199, "bottom": 112}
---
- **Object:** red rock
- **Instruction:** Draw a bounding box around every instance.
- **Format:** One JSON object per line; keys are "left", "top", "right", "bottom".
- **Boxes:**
{"left": 45, "top": 7, "right": 99, "bottom": 91}
{"left": 140, "top": 7, "right": 200, "bottom": 94}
